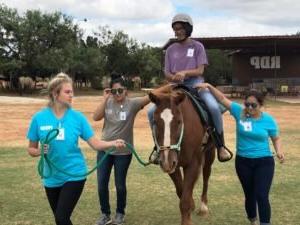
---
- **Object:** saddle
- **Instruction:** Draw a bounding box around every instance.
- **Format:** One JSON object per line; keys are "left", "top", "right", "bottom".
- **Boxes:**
{"left": 174, "top": 85, "right": 229, "bottom": 153}
{"left": 174, "top": 84, "right": 226, "bottom": 127}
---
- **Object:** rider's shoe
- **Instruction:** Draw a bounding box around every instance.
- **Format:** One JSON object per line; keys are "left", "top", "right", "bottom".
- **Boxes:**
{"left": 217, "top": 146, "right": 233, "bottom": 162}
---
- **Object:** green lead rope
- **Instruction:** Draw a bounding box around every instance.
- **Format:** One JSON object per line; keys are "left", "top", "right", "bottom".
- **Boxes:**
{"left": 37, "top": 129, "right": 150, "bottom": 179}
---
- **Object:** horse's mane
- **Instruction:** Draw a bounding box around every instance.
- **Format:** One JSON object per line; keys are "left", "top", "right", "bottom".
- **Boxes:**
{"left": 154, "top": 84, "right": 184, "bottom": 99}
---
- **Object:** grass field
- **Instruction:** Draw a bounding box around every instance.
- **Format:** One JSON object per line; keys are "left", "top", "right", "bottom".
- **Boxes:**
{"left": 1, "top": 95, "right": 300, "bottom": 225}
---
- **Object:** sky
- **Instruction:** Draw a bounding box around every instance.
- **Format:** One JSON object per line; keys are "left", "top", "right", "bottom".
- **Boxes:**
{"left": 2, "top": 0, "right": 300, "bottom": 47}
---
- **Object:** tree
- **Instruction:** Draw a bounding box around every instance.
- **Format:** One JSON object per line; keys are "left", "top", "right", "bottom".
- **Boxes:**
{"left": 0, "top": 4, "right": 23, "bottom": 76}
{"left": 21, "top": 10, "right": 80, "bottom": 76}
{"left": 204, "top": 49, "right": 232, "bottom": 85}
{"left": 132, "top": 45, "right": 161, "bottom": 87}
{"left": 0, "top": 5, "right": 162, "bottom": 91}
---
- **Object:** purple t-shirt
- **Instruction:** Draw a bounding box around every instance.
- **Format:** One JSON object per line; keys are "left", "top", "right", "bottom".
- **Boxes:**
{"left": 164, "top": 39, "right": 208, "bottom": 87}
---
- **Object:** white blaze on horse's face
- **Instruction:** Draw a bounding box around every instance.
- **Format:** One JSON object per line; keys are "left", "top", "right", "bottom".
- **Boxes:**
{"left": 160, "top": 108, "right": 174, "bottom": 147}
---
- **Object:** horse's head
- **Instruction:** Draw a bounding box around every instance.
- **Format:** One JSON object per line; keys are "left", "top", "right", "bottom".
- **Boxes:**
{"left": 149, "top": 90, "right": 186, "bottom": 174}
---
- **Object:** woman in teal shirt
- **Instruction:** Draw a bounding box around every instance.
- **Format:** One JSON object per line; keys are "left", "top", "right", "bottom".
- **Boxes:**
{"left": 27, "top": 73, "right": 125, "bottom": 225}
{"left": 195, "top": 83, "right": 284, "bottom": 225}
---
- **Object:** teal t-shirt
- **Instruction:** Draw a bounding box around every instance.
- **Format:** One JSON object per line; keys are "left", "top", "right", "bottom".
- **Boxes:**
{"left": 27, "top": 107, "right": 94, "bottom": 187}
{"left": 230, "top": 102, "right": 279, "bottom": 158}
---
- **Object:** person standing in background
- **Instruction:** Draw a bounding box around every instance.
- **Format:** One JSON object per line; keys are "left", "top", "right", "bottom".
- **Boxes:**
{"left": 93, "top": 72, "right": 151, "bottom": 225}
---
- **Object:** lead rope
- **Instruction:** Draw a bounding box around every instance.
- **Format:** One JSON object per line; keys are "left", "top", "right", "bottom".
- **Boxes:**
{"left": 37, "top": 129, "right": 151, "bottom": 179}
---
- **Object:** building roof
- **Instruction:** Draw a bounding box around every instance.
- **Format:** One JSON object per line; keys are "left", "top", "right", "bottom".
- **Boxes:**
{"left": 162, "top": 35, "right": 300, "bottom": 51}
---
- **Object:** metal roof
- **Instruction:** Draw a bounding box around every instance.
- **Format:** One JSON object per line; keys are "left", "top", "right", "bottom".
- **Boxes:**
{"left": 162, "top": 35, "right": 300, "bottom": 51}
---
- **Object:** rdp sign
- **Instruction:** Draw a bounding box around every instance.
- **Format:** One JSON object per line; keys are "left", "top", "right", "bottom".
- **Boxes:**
{"left": 250, "top": 56, "right": 280, "bottom": 69}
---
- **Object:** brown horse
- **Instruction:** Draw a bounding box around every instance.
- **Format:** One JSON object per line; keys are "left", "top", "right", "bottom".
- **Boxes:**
{"left": 149, "top": 88, "right": 215, "bottom": 225}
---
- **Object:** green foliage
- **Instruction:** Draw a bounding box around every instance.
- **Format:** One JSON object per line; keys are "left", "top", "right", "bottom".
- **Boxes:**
{"left": 0, "top": 4, "right": 163, "bottom": 90}
{"left": 205, "top": 49, "right": 233, "bottom": 85}
{"left": 94, "top": 26, "right": 162, "bottom": 88}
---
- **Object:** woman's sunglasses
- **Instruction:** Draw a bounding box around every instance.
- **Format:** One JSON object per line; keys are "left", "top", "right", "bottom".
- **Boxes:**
{"left": 244, "top": 102, "right": 258, "bottom": 109}
{"left": 111, "top": 88, "right": 125, "bottom": 95}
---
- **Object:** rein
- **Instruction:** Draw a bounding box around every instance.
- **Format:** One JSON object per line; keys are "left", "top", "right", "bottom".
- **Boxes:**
{"left": 152, "top": 123, "right": 184, "bottom": 152}
{"left": 38, "top": 129, "right": 151, "bottom": 179}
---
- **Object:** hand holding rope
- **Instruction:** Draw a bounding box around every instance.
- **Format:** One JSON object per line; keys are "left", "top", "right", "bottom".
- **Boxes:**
{"left": 37, "top": 129, "right": 151, "bottom": 179}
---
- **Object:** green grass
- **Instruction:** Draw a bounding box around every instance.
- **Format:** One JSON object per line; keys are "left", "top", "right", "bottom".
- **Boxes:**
{"left": 1, "top": 144, "right": 300, "bottom": 225}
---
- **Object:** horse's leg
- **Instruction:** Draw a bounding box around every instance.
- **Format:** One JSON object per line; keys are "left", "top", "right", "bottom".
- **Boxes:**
{"left": 180, "top": 160, "right": 202, "bottom": 225}
{"left": 169, "top": 167, "right": 183, "bottom": 198}
{"left": 198, "top": 143, "right": 215, "bottom": 217}
{"left": 169, "top": 168, "right": 195, "bottom": 211}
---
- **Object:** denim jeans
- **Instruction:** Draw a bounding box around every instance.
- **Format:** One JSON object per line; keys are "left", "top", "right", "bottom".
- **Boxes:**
{"left": 97, "top": 152, "right": 132, "bottom": 215}
{"left": 197, "top": 89, "right": 223, "bottom": 134}
{"left": 235, "top": 156, "right": 275, "bottom": 224}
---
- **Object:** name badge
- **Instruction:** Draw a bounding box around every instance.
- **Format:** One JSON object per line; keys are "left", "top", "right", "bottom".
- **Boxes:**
{"left": 120, "top": 111, "right": 127, "bottom": 121}
{"left": 187, "top": 48, "right": 194, "bottom": 57}
{"left": 56, "top": 128, "right": 65, "bottom": 140}
{"left": 242, "top": 121, "right": 252, "bottom": 132}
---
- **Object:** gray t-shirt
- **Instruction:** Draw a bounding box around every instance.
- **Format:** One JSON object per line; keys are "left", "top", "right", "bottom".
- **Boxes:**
{"left": 102, "top": 97, "right": 144, "bottom": 155}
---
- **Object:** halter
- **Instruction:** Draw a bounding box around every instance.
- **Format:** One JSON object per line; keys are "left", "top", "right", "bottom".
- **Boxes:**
{"left": 152, "top": 123, "right": 184, "bottom": 152}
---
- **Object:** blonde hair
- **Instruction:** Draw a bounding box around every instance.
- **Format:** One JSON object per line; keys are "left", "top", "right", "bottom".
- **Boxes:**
{"left": 47, "top": 72, "right": 73, "bottom": 107}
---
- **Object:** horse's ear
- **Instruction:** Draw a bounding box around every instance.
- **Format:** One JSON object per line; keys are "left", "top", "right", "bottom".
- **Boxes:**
{"left": 149, "top": 92, "right": 160, "bottom": 105}
{"left": 173, "top": 92, "right": 185, "bottom": 105}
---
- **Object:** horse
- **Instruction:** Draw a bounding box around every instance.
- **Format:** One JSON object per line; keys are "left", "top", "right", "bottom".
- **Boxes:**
{"left": 149, "top": 87, "right": 215, "bottom": 225}
{"left": 131, "top": 76, "right": 141, "bottom": 90}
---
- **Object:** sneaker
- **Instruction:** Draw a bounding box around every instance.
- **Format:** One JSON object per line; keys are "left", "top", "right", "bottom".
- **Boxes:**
{"left": 95, "top": 214, "right": 112, "bottom": 225}
{"left": 112, "top": 213, "right": 125, "bottom": 225}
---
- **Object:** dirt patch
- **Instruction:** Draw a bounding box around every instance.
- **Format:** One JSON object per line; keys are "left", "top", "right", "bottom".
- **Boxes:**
{"left": 0, "top": 95, "right": 299, "bottom": 158}
{"left": 0, "top": 96, "right": 47, "bottom": 104}
{"left": 0, "top": 95, "right": 153, "bottom": 149}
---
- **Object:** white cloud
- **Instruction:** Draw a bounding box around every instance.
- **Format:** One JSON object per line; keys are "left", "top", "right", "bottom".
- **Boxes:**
{"left": 1, "top": 0, "right": 300, "bottom": 46}
{"left": 193, "top": 18, "right": 297, "bottom": 38}
{"left": 182, "top": 0, "right": 300, "bottom": 27}
{"left": 2, "top": 0, "right": 174, "bottom": 20}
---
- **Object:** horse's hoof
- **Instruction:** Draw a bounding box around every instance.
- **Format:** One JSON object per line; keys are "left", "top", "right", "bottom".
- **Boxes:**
{"left": 191, "top": 198, "right": 195, "bottom": 211}
{"left": 197, "top": 203, "right": 209, "bottom": 217}
{"left": 197, "top": 209, "right": 209, "bottom": 217}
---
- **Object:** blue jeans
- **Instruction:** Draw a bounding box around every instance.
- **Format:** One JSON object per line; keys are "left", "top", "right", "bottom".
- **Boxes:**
{"left": 97, "top": 152, "right": 132, "bottom": 215}
{"left": 235, "top": 156, "right": 274, "bottom": 224}
{"left": 147, "top": 89, "right": 223, "bottom": 134}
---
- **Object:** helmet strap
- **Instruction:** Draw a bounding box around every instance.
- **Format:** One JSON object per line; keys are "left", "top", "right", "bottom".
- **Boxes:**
{"left": 176, "top": 36, "right": 189, "bottom": 43}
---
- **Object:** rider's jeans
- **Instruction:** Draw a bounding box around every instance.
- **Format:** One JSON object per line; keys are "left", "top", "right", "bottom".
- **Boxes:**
{"left": 197, "top": 89, "right": 223, "bottom": 134}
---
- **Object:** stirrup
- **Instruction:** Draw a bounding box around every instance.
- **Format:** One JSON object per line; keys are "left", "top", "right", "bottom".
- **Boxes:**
{"left": 217, "top": 146, "right": 233, "bottom": 162}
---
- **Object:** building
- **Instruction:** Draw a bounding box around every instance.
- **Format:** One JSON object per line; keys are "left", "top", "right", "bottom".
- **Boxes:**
{"left": 163, "top": 35, "right": 300, "bottom": 95}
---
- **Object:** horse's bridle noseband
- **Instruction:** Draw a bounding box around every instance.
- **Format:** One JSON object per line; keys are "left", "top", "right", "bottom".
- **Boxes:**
{"left": 152, "top": 123, "right": 184, "bottom": 152}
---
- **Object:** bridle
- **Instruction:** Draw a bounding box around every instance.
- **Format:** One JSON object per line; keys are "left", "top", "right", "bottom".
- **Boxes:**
{"left": 152, "top": 123, "right": 184, "bottom": 152}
